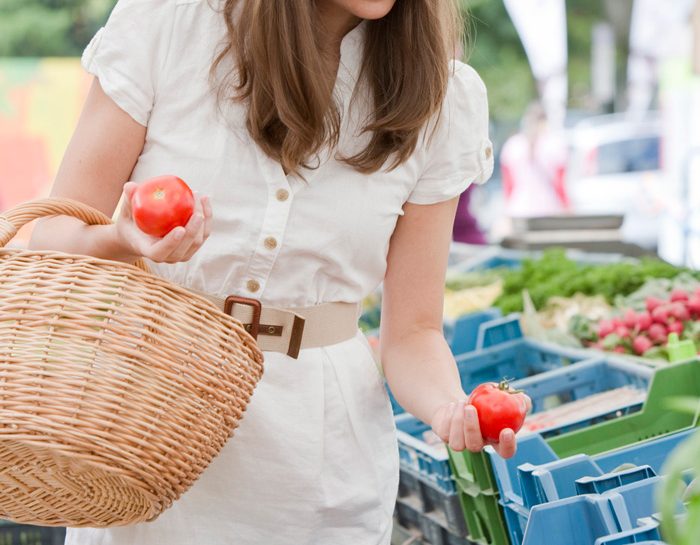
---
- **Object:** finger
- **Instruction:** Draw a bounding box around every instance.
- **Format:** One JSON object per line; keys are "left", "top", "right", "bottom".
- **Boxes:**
{"left": 165, "top": 212, "right": 204, "bottom": 263}
{"left": 495, "top": 428, "right": 517, "bottom": 459}
{"left": 201, "top": 196, "right": 213, "bottom": 241}
{"left": 434, "top": 404, "right": 453, "bottom": 442}
{"left": 181, "top": 234, "right": 205, "bottom": 261}
{"left": 120, "top": 182, "right": 137, "bottom": 217}
{"left": 448, "top": 401, "right": 466, "bottom": 452}
{"left": 145, "top": 226, "right": 186, "bottom": 262}
{"left": 521, "top": 394, "right": 533, "bottom": 414}
{"left": 464, "top": 405, "right": 484, "bottom": 453}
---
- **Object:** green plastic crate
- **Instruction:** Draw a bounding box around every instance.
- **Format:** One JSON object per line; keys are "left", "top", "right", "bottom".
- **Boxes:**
{"left": 547, "top": 360, "right": 700, "bottom": 457}
{"left": 457, "top": 490, "right": 509, "bottom": 545}
{"left": 449, "top": 445, "right": 499, "bottom": 497}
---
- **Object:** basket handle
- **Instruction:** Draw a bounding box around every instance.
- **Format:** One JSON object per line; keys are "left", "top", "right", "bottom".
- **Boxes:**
{"left": 0, "top": 198, "right": 149, "bottom": 272}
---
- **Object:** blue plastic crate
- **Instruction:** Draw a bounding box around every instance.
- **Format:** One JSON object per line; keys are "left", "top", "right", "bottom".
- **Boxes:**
{"left": 504, "top": 504, "right": 664, "bottom": 545}
{"left": 395, "top": 497, "right": 472, "bottom": 545}
{"left": 397, "top": 357, "right": 650, "bottom": 496}
{"left": 451, "top": 248, "right": 526, "bottom": 273}
{"left": 0, "top": 524, "right": 65, "bottom": 545}
{"left": 490, "top": 427, "right": 695, "bottom": 510}
{"left": 398, "top": 469, "right": 467, "bottom": 537}
{"left": 396, "top": 413, "right": 454, "bottom": 494}
{"left": 521, "top": 475, "right": 671, "bottom": 545}
{"left": 492, "top": 429, "right": 694, "bottom": 545}
{"left": 452, "top": 247, "right": 629, "bottom": 275}
{"left": 446, "top": 308, "right": 503, "bottom": 356}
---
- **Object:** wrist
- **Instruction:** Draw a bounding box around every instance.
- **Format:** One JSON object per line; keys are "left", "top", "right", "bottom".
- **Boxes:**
{"left": 93, "top": 224, "right": 139, "bottom": 263}
{"left": 429, "top": 392, "right": 469, "bottom": 421}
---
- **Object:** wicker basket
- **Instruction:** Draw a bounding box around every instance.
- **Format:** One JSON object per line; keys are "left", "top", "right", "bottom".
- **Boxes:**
{"left": 0, "top": 199, "right": 264, "bottom": 528}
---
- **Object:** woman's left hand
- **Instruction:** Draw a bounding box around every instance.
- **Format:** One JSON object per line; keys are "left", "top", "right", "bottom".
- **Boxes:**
{"left": 430, "top": 395, "right": 531, "bottom": 459}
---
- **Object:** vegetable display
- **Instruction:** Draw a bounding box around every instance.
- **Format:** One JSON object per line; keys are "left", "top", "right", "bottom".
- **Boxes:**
{"left": 494, "top": 250, "right": 696, "bottom": 314}
{"left": 573, "top": 287, "right": 700, "bottom": 360}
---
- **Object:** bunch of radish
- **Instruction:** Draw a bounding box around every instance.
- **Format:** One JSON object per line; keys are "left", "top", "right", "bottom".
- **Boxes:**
{"left": 590, "top": 289, "right": 700, "bottom": 357}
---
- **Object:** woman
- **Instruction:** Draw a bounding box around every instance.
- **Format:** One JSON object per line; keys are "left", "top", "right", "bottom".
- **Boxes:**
{"left": 30, "top": 1, "right": 529, "bottom": 543}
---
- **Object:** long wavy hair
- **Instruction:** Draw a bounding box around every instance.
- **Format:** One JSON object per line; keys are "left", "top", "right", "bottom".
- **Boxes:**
{"left": 212, "top": 1, "right": 463, "bottom": 176}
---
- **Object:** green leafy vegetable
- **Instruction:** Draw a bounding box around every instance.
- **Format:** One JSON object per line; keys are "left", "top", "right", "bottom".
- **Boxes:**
{"left": 494, "top": 249, "right": 698, "bottom": 314}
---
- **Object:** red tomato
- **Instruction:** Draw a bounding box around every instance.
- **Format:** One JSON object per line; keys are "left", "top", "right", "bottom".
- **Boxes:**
{"left": 468, "top": 381, "right": 527, "bottom": 443}
{"left": 132, "top": 176, "right": 195, "bottom": 237}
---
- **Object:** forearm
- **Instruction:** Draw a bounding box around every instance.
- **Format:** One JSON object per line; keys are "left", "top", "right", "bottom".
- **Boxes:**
{"left": 382, "top": 328, "right": 466, "bottom": 424}
{"left": 30, "top": 217, "right": 137, "bottom": 263}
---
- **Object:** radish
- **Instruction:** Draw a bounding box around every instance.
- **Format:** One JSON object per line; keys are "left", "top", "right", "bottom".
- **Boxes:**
{"left": 646, "top": 297, "right": 665, "bottom": 313}
{"left": 651, "top": 306, "right": 670, "bottom": 324}
{"left": 613, "top": 346, "right": 627, "bottom": 354}
{"left": 597, "top": 320, "right": 615, "bottom": 338}
{"left": 670, "top": 303, "right": 690, "bottom": 322}
{"left": 668, "top": 321, "right": 684, "bottom": 335}
{"left": 632, "top": 336, "right": 654, "bottom": 356}
{"left": 623, "top": 310, "right": 638, "bottom": 329}
{"left": 671, "top": 289, "right": 689, "bottom": 302}
{"left": 687, "top": 296, "right": 700, "bottom": 316}
{"left": 636, "top": 311, "right": 652, "bottom": 331}
{"left": 616, "top": 325, "right": 631, "bottom": 338}
{"left": 648, "top": 323, "right": 668, "bottom": 344}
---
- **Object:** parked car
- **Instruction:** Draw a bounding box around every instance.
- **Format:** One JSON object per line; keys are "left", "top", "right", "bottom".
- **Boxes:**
{"left": 565, "top": 112, "right": 663, "bottom": 249}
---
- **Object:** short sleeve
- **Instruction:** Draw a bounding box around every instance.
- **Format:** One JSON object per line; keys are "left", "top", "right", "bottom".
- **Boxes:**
{"left": 81, "top": 0, "right": 176, "bottom": 126}
{"left": 407, "top": 62, "right": 495, "bottom": 205}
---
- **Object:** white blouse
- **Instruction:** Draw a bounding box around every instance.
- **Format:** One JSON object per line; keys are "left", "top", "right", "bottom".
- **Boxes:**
{"left": 81, "top": 0, "right": 494, "bottom": 309}
{"left": 70, "top": 2, "right": 496, "bottom": 544}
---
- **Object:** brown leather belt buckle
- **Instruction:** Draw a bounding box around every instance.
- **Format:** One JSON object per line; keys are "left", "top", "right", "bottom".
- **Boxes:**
{"left": 224, "top": 296, "right": 262, "bottom": 340}
{"left": 223, "top": 295, "right": 306, "bottom": 359}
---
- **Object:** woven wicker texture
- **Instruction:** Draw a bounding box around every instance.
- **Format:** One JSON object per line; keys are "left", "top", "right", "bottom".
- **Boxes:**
{"left": 0, "top": 199, "right": 264, "bottom": 527}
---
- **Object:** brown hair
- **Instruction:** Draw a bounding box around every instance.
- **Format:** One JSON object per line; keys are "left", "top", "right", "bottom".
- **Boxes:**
{"left": 213, "top": 1, "right": 463, "bottom": 176}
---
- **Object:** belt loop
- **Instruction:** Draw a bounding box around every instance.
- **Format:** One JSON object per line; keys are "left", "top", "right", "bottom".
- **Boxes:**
{"left": 287, "top": 315, "right": 306, "bottom": 359}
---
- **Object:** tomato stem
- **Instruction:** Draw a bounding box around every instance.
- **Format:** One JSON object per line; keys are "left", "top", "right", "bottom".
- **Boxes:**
{"left": 498, "top": 378, "right": 523, "bottom": 394}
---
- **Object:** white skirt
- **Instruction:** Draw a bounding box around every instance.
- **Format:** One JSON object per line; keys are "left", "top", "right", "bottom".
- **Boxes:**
{"left": 65, "top": 331, "right": 399, "bottom": 545}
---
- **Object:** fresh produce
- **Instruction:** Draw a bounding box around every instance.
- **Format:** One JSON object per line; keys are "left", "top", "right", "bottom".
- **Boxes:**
{"left": 444, "top": 269, "right": 506, "bottom": 292}
{"left": 359, "top": 273, "right": 503, "bottom": 331}
{"left": 535, "top": 294, "right": 610, "bottom": 333}
{"left": 132, "top": 175, "right": 195, "bottom": 237}
{"left": 614, "top": 273, "right": 700, "bottom": 312}
{"left": 469, "top": 381, "right": 527, "bottom": 442}
{"left": 573, "top": 289, "right": 700, "bottom": 360}
{"left": 495, "top": 249, "right": 696, "bottom": 314}
{"left": 442, "top": 281, "right": 502, "bottom": 320}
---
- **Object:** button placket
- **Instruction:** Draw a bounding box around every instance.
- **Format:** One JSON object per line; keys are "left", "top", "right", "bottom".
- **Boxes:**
{"left": 242, "top": 182, "right": 293, "bottom": 297}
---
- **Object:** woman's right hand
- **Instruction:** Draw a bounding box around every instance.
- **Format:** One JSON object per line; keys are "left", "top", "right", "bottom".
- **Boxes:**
{"left": 115, "top": 182, "right": 212, "bottom": 263}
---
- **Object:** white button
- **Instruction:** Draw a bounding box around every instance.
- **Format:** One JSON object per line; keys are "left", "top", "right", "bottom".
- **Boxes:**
{"left": 246, "top": 279, "right": 260, "bottom": 293}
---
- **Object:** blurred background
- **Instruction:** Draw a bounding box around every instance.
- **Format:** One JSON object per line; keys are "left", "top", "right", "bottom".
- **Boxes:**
{"left": 0, "top": 0, "right": 699, "bottom": 266}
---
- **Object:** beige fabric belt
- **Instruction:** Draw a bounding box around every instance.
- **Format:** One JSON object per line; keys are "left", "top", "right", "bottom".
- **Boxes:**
{"left": 195, "top": 291, "right": 361, "bottom": 359}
